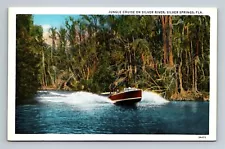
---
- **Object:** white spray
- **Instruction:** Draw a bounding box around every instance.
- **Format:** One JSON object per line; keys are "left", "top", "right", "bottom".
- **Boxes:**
{"left": 140, "top": 91, "right": 169, "bottom": 106}
{"left": 36, "top": 90, "right": 169, "bottom": 106}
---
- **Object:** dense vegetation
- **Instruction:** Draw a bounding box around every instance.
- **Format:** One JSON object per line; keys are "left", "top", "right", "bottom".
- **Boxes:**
{"left": 16, "top": 14, "right": 43, "bottom": 104}
{"left": 16, "top": 15, "right": 210, "bottom": 103}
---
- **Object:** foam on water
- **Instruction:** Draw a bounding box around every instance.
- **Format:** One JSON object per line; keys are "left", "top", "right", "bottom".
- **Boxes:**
{"left": 65, "top": 91, "right": 112, "bottom": 104}
{"left": 36, "top": 90, "right": 169, "bottom": 106}
{"left": 49, "top": 91, "right": 70, "bottom": 97}
{"left": 139, "top": 91, "right": 169, "bottom": 106}
{"left": 36, "top": 91, "right": 112, "bottom": 106}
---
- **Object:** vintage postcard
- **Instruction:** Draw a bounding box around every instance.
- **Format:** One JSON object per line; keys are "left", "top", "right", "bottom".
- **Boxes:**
{"left": 8, "top": 7, "right": 217, "bottom": 141}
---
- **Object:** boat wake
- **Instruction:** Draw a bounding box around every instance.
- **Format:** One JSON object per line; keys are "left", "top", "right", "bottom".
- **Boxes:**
{"left": 66, "top": 91, "right": 112, "bottom": 104}
{"left": 36, "top": 90, "right": 169, "bottom": 107}
{"left": 140, "top": 91, "right": 169, "bottom": 106}
{"left": 36, "top": 91, "right": 112, "bottom": 107}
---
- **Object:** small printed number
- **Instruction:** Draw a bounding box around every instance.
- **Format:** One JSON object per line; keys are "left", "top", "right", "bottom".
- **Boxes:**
{"left": 198, "top": 136, "right": 206, "bottom": 139}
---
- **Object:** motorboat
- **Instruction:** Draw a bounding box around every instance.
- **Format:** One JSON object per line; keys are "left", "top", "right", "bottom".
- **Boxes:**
{"left": 108, "top": 87, "right": 142, "bottom": 105}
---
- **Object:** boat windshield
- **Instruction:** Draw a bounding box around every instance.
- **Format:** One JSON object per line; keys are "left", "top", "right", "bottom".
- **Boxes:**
{"left": 124, "top": 87, "right": 137, "bottom": 92}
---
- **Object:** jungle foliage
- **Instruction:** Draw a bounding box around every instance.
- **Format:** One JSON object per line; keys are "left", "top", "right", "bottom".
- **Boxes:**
{"left": 16, "top": 15, "right": 210, "bottom": 102}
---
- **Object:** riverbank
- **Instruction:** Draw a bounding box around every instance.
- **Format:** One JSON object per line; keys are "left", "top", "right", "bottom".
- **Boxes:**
{"left": 169, "top": 91, "right": 209, "bottom": 101}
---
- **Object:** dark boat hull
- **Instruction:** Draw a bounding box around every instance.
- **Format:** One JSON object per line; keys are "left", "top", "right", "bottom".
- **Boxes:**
{"left": 114, "top": 98, "right": 141, "bottom": 105}
{"left": 108, "top": 90, "right": 142, "bottom": 105}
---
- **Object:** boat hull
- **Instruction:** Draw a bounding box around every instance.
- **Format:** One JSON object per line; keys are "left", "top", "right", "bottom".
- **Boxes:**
{"left": 108, "top": 90, "right": 142, "bottom": 105}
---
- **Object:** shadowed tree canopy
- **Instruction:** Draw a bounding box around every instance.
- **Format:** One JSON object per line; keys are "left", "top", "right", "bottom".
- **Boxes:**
{"left": 16, "top": 14, "right": 42, "bottom": 104}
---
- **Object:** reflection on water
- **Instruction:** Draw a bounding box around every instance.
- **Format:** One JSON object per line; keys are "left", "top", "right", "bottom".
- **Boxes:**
{"left": 16, "top": 91, "right": 209, "bottom": 134}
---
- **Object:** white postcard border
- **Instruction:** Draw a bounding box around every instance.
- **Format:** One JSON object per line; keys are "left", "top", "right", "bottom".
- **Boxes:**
{"left": 8, "top": 7, "right": 217, "bottom": 141}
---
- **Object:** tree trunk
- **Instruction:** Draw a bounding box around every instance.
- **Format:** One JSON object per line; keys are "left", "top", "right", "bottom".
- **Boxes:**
{"left": 187, "top": 25, "right": 192, "bottom": 90}
{"left": 175, "top": 65, "right": 179, "bottom": 94}
{"left": 179, "top": 58, "right": 184, "bottom": 94}
{"left": 168, "top": 16, "right": 174, "bottom": 66}
{"left": 141, "top": 53, "right": 145, "bottom": 71}
{"left": 192, "top": 27, "right": 200, "bottom": 93}
{"left": 185, "top": 49, "right": 189, "bottom": 88}
{"left": 47, "top": 70, "right": 55, "bottom": 87}
{"left": 161, "top": 16, "right": 169, "bottom": 64}
{"left": 51, "top": 37, "right": 56, "bottom": 63}
{"left": 194, "top": 58, "right": 198, "bottom": 92}
{"left": 42, "top": 50, "right": 47, "bottom": 86}
{"left": 191, "top": 40, "right": 195, "bottom": 92}
{"left": 201, "top": 36, "right": 204, "bottom": 59}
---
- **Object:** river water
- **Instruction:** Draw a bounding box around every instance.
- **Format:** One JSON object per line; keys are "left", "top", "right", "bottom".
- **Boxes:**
{"left": 16, "top": 90, "right": 209, "bottom": 134}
